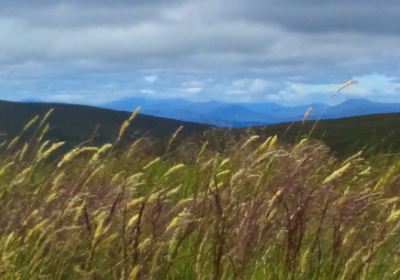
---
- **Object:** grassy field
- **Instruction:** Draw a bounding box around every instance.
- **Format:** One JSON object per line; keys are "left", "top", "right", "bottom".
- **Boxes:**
{"left": 2, "top": 110, "right": 400, "bottom": 279}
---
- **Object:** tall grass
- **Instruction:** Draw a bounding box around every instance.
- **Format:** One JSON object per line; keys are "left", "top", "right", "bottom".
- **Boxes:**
{"left": 1, "top": 111, "right": 400, "bottom": 279}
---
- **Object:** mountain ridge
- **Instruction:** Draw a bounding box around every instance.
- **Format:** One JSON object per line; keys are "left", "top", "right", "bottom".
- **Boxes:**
{"left": 102, "top": 97, "right": 400, "bottom": 127}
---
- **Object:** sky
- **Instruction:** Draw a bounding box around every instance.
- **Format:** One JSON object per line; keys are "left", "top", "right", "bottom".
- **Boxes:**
{"left": 1, "top": 0, "right": 400, "bottom": 106}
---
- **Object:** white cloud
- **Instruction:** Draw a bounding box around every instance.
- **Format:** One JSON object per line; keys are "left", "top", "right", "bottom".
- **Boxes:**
{"left": 262, "top": 73, "right": 400, "bottom": 105}
{"left": 179, "top": 81, "right": 204, "bottom": 94}
{"left": 143, "top": 75, "right": 158, "bottom": 83}
{"left": 140, "top": 89, "right": 155, "bottom": 94}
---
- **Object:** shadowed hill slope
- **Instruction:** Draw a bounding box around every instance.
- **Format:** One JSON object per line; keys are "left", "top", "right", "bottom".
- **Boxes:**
{"left": 249, "top": 113, "right": 400, "bottom": 156}
{"left": 0, "top": 100, "right": 212, "bottom": 146}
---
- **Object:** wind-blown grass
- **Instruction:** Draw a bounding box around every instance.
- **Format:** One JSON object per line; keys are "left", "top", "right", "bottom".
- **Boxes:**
{"left": 1, "top": 111, "right": 400, "bottom": 279}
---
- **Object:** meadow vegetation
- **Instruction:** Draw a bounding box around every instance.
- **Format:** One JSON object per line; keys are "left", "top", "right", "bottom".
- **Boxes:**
{"left": 1, "top": 109, "right": 400, "bottom": 279}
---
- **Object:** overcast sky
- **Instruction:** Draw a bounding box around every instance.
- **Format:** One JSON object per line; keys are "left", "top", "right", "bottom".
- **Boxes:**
{"left": 1, "top": 0, "right": 400, "bottom": 105}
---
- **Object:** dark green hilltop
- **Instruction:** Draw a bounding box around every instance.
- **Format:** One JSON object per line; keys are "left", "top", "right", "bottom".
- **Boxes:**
{"left": 2, "top": 99, "right": 400, "bottom": 155}
{"left": 249, "top": 114, "right": 400, "bottom": 156}
{"left": 0, "top": 100, "right": 212, "bottom": 147}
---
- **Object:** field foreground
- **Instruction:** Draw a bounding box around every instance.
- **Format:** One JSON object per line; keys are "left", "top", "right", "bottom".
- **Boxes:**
{"left": 1, "top": 111, "right": 400, "bottom": 279}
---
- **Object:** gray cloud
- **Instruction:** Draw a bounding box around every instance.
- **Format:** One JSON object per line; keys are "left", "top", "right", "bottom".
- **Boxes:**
{"left": 214, "top": 0, "right": 400, "bottom": 34}
{"left": 0, "top": 0, "right": 399, "bottom": 103}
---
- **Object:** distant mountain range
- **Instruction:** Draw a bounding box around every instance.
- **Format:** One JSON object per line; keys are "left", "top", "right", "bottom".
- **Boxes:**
{"left": 103, "top": 98, "right": 400, "bottom": 127}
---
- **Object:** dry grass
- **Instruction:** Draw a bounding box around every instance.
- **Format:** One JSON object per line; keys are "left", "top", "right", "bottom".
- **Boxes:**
{"left": 1, "top": 111, "right": 400, "bottom": 279}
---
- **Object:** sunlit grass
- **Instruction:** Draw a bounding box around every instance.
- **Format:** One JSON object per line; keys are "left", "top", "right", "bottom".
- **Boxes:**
{"left": 1, "top": 110, "right": 400, "bottom": 279}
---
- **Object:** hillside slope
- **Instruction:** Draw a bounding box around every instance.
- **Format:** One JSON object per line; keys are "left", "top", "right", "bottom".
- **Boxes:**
{"left": 0, "top": 100, "right": 212, "bottom": 146}
{"left": 250, "top": 113, "right": 400, "bottom": 155}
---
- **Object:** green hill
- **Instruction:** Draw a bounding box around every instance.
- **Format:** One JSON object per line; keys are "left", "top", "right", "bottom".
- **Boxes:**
{"left": 0, "top": 100, "right": 212, "bottom": 147}
{"left": 249, "top": 113, "right": 400, "bottom": 156}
